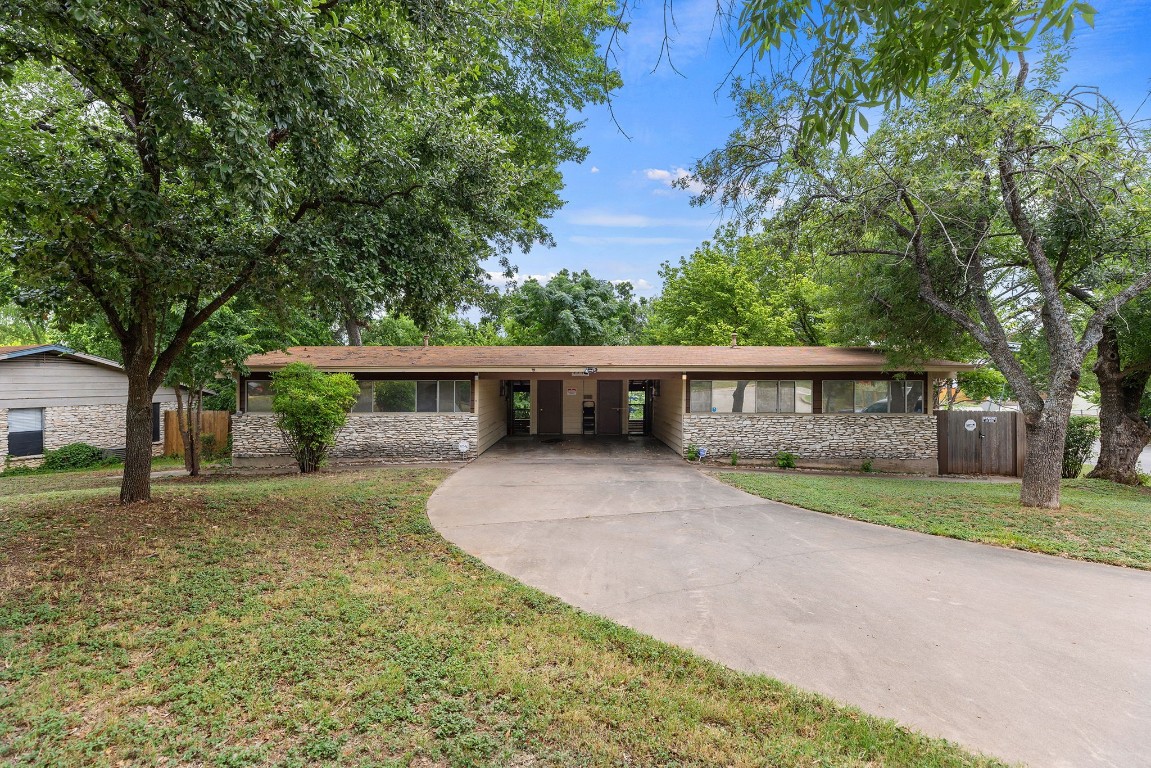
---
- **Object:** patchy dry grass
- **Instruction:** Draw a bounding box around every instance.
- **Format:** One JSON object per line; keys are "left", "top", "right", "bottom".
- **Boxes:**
{"left": 721, "top": 472, "right": 1151, "bottom": 569}
{"left": 1, "top": 468, "right": 1003, "bottom": 767}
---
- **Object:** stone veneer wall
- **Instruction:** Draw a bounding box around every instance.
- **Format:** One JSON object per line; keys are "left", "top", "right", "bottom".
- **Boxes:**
{"left": 1, "top": 402, "right": 175, "bottom": 467}
{"left": 232, "top": 412, "right": 480, "bottom": 465}
{"left": 682, "top": 413, "right": 938, "bottom": 473}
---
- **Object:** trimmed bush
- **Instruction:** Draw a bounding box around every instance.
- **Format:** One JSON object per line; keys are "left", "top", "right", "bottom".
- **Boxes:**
{"left": 41, "top": 443, "right": 111, "bottom": 471}
{"left": 271, "top": 362, "right": 360, "bottom": 473}
{"left": 1062, "top": 416, "right": 1100, "bottom": 479}
{"left": 776, "top": 451, "right": 797, "bottom": 469}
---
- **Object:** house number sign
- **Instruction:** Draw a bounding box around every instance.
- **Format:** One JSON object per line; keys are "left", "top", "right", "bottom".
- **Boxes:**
{"left": 982, "top": 416, "right": 998, "bottom": 423}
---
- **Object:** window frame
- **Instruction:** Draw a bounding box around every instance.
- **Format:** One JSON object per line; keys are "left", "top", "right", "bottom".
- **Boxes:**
{"left": 7, "top": 407, "right": 45, "bottom": 457}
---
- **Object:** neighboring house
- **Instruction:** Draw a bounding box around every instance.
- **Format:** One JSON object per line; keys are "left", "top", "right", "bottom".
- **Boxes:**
{"left": 0, "top": 345, "right": 179, "bottom": 466}
{"left": 235, "top": 345, "right": 972, "bottom": 474}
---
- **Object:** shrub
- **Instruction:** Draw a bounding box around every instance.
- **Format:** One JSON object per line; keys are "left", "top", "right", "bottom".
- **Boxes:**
{"left": 41, "top": 442, "right": 111, "bottom": 471}
{"left": 1062, "top": 416, "right": 1100, "bottom": 479}
{"left": 861, "top": 459, "right": 874, "bottom": 473}
{"left": 685, "top": 444, "right": 701, "bottom": 461}
{"left": 775, "top": 451, "right": 797, "bottom": 469}
{"left": 730, "top": 450, "right": 739, "bottom": 466}
{"left": 271, "top": 363, "right": 360, "bottom": 473}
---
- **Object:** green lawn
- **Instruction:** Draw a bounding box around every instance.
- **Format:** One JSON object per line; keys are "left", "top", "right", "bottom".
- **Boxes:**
{"left": 0, "top": 468, "right": 1003, "bottom": 767}
{"left": 720, "top": 472, "right": 1151, "bottom": 569}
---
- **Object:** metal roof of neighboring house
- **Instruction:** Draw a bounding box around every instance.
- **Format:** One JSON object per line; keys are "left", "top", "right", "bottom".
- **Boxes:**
{"left": 245, "top": 346, "right": 974, "bottom": 374}
{"left": 0, "top": 344, "right": 125, "bottom": 373}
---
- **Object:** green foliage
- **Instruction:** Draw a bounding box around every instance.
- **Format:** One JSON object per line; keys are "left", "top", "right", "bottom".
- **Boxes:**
{"left": 736, "top": 0, "right": 1093, "bottom": 147}
{"left": 1062, "top": 416, "right": 1100, "bottom": 479}
{"left": 775, "top": 451, "right": 797, "bottom": 469}
{"left": 958, "top": 369, "right": 1010, "bottom": 405}
{"left": 645, "top": 229, "right": 813, "bottom": 346}
{"left": 0, "top": 0, "right": 619, "bottom": 500}
{"left": 730, "top": 450, "right": 740, "bottom": 466}
{"left": 861, "top": 459, "right": 874, "bottom": 473}
{"left": 40, "top": 443, "right": 110, "bottom": 472}
{"left": 504, "top": 269, "right": 644, "bottom": 345}
{"left": 271, "top": 363, "right": 360, "bottom": 473}
{"left": 685, "top": 444, "right": 702, "bottom": 461}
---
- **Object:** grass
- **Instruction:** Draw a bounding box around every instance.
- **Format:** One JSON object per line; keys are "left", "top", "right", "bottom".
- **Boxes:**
{"left": 720, "top": 472, "right": 1151, "bottom": 569}
{"left": 0, "top": 467, "right": 1004, "bottom": 768}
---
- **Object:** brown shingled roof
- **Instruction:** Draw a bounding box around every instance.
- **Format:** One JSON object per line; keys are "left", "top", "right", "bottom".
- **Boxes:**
{"left": 245, "top": 346, "right": 972, "bottom": 373}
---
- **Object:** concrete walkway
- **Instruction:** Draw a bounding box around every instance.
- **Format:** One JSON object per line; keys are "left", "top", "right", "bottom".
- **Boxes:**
{"left": 427, "top": 437, "right": 1151, "bottom": 768}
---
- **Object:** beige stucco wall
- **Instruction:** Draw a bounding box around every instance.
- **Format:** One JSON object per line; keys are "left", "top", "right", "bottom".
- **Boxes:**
{"left": 476, "top": 378, "right": 507, "bottom": 453}
{"left": 651, "top": 376, "right": 685, "bottom": 456}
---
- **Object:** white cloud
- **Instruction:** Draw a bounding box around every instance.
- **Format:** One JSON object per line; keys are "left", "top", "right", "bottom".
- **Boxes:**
{"left": 570, "top": 235, "right": 691, "bottom": 246}
{"left": 566, "top": 209, "right": 712, "bottom": 228}
{"left": 611, "top": 278, "right": 655, "bottom": 291}
{"left": 642, "top": 166, "right": 706, "bottom": 195}
{"left": 484, "top": 271, "right": 556, "bottom": 290}
{"left": 590, "top": 166, "right": 600, "bottom": 174}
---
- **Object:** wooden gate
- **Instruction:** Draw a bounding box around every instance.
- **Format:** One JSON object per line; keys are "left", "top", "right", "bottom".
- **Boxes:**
{"left": 937, "top": 411, "right": 1025, "bottom": 476}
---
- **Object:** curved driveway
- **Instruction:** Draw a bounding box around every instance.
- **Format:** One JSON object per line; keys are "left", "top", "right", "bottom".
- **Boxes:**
{"left": 427, "top": 438, "right": 1151, "bottom": 767}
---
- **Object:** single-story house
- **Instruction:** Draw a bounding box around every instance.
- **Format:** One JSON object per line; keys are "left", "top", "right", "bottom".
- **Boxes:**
{"left": 0, "top": 344, "right": 179, "bottom": 466}
{"left": 235, "top": 345, "right": 972, "bottom": 474}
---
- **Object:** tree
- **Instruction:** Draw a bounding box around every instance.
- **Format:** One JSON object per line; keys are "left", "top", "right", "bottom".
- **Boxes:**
{"left": 0, "top": 0, "right": 616, "bottom": 502}
{"left": 692, "top": 50, "right": 1151, "bottom": 508}
{"left": 645, "top": 230, "right": 811, "bottom": 346}
{"left": 1085, "top": 298, "right": 1151, "bottom": 484}
{"left": 734, "top": 0, "right": 1095, "bottom": 146}
{"left": 271, "top": 363, "right": 359, "bottom": 473}
{"left": 504, "top": 269, "right": 645, "bottom": 345}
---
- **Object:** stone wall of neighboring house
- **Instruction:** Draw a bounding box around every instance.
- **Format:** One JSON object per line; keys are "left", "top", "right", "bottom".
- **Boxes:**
{"left": 682, "top": 413, "right": 939, "bottom": 474}
{"left": 1, "top": 402, "right": 176, "bottom": 468}
{"left": 231, "top": 412, "right": 479, "bottom": 466}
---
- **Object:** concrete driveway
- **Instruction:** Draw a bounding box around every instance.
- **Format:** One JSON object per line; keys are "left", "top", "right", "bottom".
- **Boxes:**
{"left": 427, "top": 437, "right": 1151, "bottom": 768}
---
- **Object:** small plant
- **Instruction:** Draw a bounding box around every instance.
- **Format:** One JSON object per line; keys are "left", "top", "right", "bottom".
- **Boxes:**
{"left": 41, "top": 443, "right": 113, "bottom": 471}
{"left": 730, "top": 450, "right": 739, "bottom": 466}
{"left": 775, "top": 451, "right": 797, "bottom": 469}
{"left": 271, "top": 362, "right": 360, "bottom": 473}
{"left": 685, "top": 444, "right": 701, "bottom": 461}
{"left": 861, "top": 459, "right": 874, "bottom": 473}
{"left": 1062, "top": 416, "right": 1100, "bottom": 479}
{"left": 1138, "top": 471, "right": 1151, "bottom": 488}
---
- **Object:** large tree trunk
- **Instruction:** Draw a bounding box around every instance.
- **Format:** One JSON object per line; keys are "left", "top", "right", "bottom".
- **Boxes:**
{"left": 1019, "top": 397, "right": 1073, "bottom": 509}
{"left": 121, "top": 355, "right": 158, "bottom": 504}
{"left": 1087, "top": 326, "right": 1151, "bottom": 485}
{"left": 345, "top": 316, "right": 363, "bottom": 346}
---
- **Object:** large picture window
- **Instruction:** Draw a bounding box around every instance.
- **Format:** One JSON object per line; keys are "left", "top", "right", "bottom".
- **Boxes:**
{"left": 374, "top": 380, "right": 472, "bottom": 414}
{"left": 689, "top": 380, "right": 813, "bottom": 413}
{"left": 247, "top": 379, "right": 473, "bottom": 414}
{"left": 821, "top": 380, "right": 925, "bottom": 413}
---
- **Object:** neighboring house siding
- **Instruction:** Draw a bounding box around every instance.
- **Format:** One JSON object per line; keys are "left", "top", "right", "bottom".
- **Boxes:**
{"left": 231, "top": 412, "right": 479, "bottom": 466}
{"left": 0, "top": 353, "right": 179, "bottom": 408}
{"left": 476, "top": 379, "right": 507, "bottom": 454}
{"left": 682, "top": 413, "right": 939, "bottom": 473}
{"left": 651, "top": 376, "right": 684, "bottom": 456}
{"left": 1, "top": 352, "right": 180, "bottom": 464}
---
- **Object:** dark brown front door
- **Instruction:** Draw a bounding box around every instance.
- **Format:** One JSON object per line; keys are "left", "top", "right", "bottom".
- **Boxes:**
{"left": 596, "top": 380, "right": 623, "bottom": 435}
{"left": 537, "top": 380, "right": 563, "bottom": 434}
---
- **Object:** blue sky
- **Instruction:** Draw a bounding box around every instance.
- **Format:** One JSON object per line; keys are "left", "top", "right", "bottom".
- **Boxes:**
{"left": 491, "top": 0, "right": 1151, "bottom": 301}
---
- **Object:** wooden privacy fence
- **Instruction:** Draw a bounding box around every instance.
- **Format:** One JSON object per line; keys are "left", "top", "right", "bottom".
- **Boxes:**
{"left": 164, "top": 410, "right": 231, "bottom": 457}
{"left": 937, "top": 410, "right": 1025, "bottom": 476}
